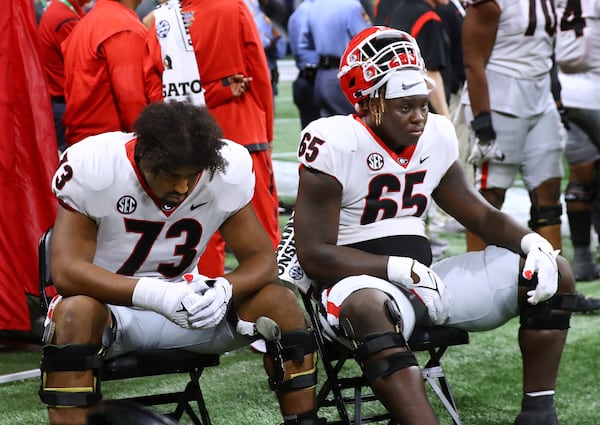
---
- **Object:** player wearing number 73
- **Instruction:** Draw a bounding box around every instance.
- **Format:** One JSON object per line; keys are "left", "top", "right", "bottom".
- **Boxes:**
{"left": 40, "top": 101, "right": 320, "bottom": 425}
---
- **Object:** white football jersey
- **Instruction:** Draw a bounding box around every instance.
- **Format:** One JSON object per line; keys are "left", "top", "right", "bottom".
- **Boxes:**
{"left": 557, "top": 0, "right": 600, "bottom": 108}
{"left": 52, "top": 132, "right": 254, "bottom": 280}
{"left": 462, "top": 0, "right": 556, "bottom": 116}
{"left": 297, "top": 114, "right": 458, "bottom": 246}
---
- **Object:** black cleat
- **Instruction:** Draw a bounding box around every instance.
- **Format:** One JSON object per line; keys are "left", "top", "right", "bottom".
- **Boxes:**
{"left": 514, "top": 395, "right": 560, "bottom": 425}
{"left": 572, "top": 292, "right": 600, "bottom": 314}
{"left": 573, "top": 261, "right": 600, "bottom": 282}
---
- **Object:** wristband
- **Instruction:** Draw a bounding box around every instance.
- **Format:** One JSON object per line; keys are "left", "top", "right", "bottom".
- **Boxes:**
{"left": 471, "top": 111, "right": 496, "bottom": 142}
{"left": 132, "top": 277, "right": 166, "bottom": 310}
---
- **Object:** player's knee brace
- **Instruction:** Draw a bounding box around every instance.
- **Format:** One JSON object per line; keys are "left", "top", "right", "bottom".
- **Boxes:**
{"left": 39, "top": 323, "right": 115, "bottom": 408}
{"left": 266, "top": 328, "right": 318, "bottom": 394}
{"left": 341, "top": 299, "right": 417, "bottom": 384}
{"left": 564, "top": 182, "right": 594, "bottom": 205}
{"left": 528, "top": 203, "right": 562, "bottom": 229}
{"left": 39, "top": 343, "right": 105, "bottom": 407}
{"left": 519, "top": 275, "right": 577, "bottom": 330}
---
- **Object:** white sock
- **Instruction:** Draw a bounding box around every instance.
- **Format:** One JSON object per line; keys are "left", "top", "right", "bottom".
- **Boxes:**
{"left": 525, "top": 390, "right": 555, "bottom": 397}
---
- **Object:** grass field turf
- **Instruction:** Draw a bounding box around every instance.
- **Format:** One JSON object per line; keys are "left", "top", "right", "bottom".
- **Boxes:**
{"left": 1, "top": 78, "right": 599, "bottom": 424}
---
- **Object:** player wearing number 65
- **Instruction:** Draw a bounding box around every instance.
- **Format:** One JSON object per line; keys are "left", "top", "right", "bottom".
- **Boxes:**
{"left": 293, "top": 26, "right": 576, "bottom": 425}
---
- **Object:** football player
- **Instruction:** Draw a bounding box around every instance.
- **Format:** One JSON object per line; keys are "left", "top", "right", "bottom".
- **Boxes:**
{"left": 39, "top": 101, "right": 321, "bottom": 425}
{"left": 293, "top": 26, "right": 575, "bottom": 425}
{"left": 460, "top": 0, "right": 565, "bottom": 253}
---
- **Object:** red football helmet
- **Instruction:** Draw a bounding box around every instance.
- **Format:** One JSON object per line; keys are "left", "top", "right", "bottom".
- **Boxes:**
{"left": 338, "top": 26, "right": 425, "bottom": 105}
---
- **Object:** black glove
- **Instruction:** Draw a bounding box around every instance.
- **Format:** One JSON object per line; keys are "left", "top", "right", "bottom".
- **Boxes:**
{"left": 470, "top": 111, "right": 497, "bottom": 142}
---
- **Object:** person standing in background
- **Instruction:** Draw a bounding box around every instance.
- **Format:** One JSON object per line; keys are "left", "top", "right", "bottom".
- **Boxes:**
{"left": 552, "top": 0, "right": 600, "bottom": 313}
{"left": 298, "top": 0, "right": 370, "bottom": 117}
{"left": 374, "top": 0, "right": 452, "bottom": 119}
{"left": 245, "top": 0, "right": 288, "bottom": 100}
{"left": 460, "top": 0, "right": 565, "bottom": 254}
{"left": 37, "top": 0, "right": 89, "bottom": 152}
{"left": 61, "top": 0, "right": 147, "bottom": 146}
{"left": 145, "top": 0, "right": 280, "bottom": 278}
{"left": 557, "top": 0, "right": 600, "bottom": 281}
{"left": 287, "top": 0, "right": 320, "bottom": 129}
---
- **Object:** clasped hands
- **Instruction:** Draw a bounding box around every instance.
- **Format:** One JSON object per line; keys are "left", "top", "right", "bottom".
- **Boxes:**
{"left": 132, "top": 272, "right": 232, "bottom": 330}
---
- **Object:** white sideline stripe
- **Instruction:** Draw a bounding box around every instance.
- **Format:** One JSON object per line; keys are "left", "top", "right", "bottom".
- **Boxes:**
{"left": 271, "top": 152, "right": 297, "bottom": 159}
{"left": 0, "top": 368, "right": 39, "bottom": 384}
{"left": 274, "top": 117, "right": 297, "bottom": 124}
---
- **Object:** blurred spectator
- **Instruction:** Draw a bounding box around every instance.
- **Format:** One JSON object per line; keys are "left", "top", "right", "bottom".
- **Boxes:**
{"left": 374, "top": 0, "right": 452, "bottom": 118}
{"left": 299, "top": 0, "right": 370, "bottom": 117}
{"left": 287, "top": 0, "right": 320, "bottom": 128}
{"left": 61, "top": 0, "right": 147, "bottom": 146}
{"left": 145, "top": 0, "right": 280, "bottom": 277}
{"left": 37, "top": 0, "right": 89, "bottom": 152}
{"left": 460, "top": 0, "right": 565, "bottom": 253}
{"left": 33, "top": 0, "right": 47, "bottom": 23}
{"left": 245, "top": 0, "right": 288, "bottom": 98}
{"left": 436, "top": 0, "right": 465, "bottom": 104}
{"left": 136, "top": 0, "right": 169, "bottom": 29}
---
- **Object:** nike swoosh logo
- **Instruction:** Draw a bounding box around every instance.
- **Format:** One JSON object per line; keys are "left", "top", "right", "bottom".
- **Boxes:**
{"left": 420, "top": 156, "right": 429, "bottom": 164}
{"left": 190, "top": 202, "right": 208, "bottom": 210}
{"left": 402, "top": 81, "right": 421, "bottom": 90}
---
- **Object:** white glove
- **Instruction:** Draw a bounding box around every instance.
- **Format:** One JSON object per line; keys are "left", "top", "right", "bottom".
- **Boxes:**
{"left": 183, "top": 277, "right": 233, "bottom": 329}
{"left": 387, "top": 257, "right": 451, "bottom": 325}
{"left": 467, "top": 138, "right": 505, "bottom": 166}
{"left": 182, "top": 271, "right": 210, "bottom": 293}
{"left": 521, "top": 233, "right": 560, "bottom": 305}
{"left": 132, "top": 277, "right": 204, "bottom": 328}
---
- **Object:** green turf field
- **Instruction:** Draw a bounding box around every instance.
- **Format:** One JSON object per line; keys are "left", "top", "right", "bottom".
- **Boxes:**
{"left": 1, "top": 79, "right": 599, "bottom": 425}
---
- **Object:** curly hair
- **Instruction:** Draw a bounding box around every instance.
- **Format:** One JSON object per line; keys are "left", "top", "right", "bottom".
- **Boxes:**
{"left": 133, "top": 100, "right": 227, "bottom": 178}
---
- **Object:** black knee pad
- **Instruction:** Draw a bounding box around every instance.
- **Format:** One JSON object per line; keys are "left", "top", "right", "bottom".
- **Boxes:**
{"left": 565, "top": 182, "right": 594, "bottom": 204}
{"left": 353, "top": 332, "right": 418, "bottom": 384}
{"left": 267, "top": 328, "right": 318, "bottom": 393}
{"left": 528, "top": 203, "right": 562, "bottom": 229}
{"left": 39, "top": 343, "right": 105, "bottom": 407}
{"left": 520, "top": 293, "right": 577, "bottom": 330}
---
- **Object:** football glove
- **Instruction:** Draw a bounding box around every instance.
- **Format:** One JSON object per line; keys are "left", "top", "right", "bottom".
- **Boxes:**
{"left": 182, "top": 271, "right": 210, "bottom": 293}
{"left": 387, "top": 256, "right": 451, "bottom": 325}
{"left": 521, "top": 233, "right": 560, "bottom": 305}
{"left": 467, "top": 111, "right": 505, "bottom": 166}
{"left": 183, "top": 277, "right": 233, "bottom": 329}
{"left": 132, "top": 277, "right": 203, "bottom": 328}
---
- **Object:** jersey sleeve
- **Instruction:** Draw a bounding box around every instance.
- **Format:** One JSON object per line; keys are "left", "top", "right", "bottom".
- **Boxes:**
{"left": 52, "top": 133, "right": 130, "bottom": 219}
{"left": 216, "top": 139, "right": 255, "bottom": 213}
{"left": 297, "top": 116, "right": 356, "bottom": 186}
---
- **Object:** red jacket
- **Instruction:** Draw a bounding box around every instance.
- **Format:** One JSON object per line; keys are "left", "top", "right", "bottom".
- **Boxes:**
{"left": 37, "top": 0, "right": 86, "bottom": 98}
{"left": 62, "top": 0, "right": 148, "bottom": 145}
{"left": 144, "top": 0, "right": 274, "bottom": 150}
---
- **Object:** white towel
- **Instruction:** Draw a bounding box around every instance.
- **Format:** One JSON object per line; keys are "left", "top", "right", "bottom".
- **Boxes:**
{"left": 154, "top": 0, "right": 206, "bottom": 105}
